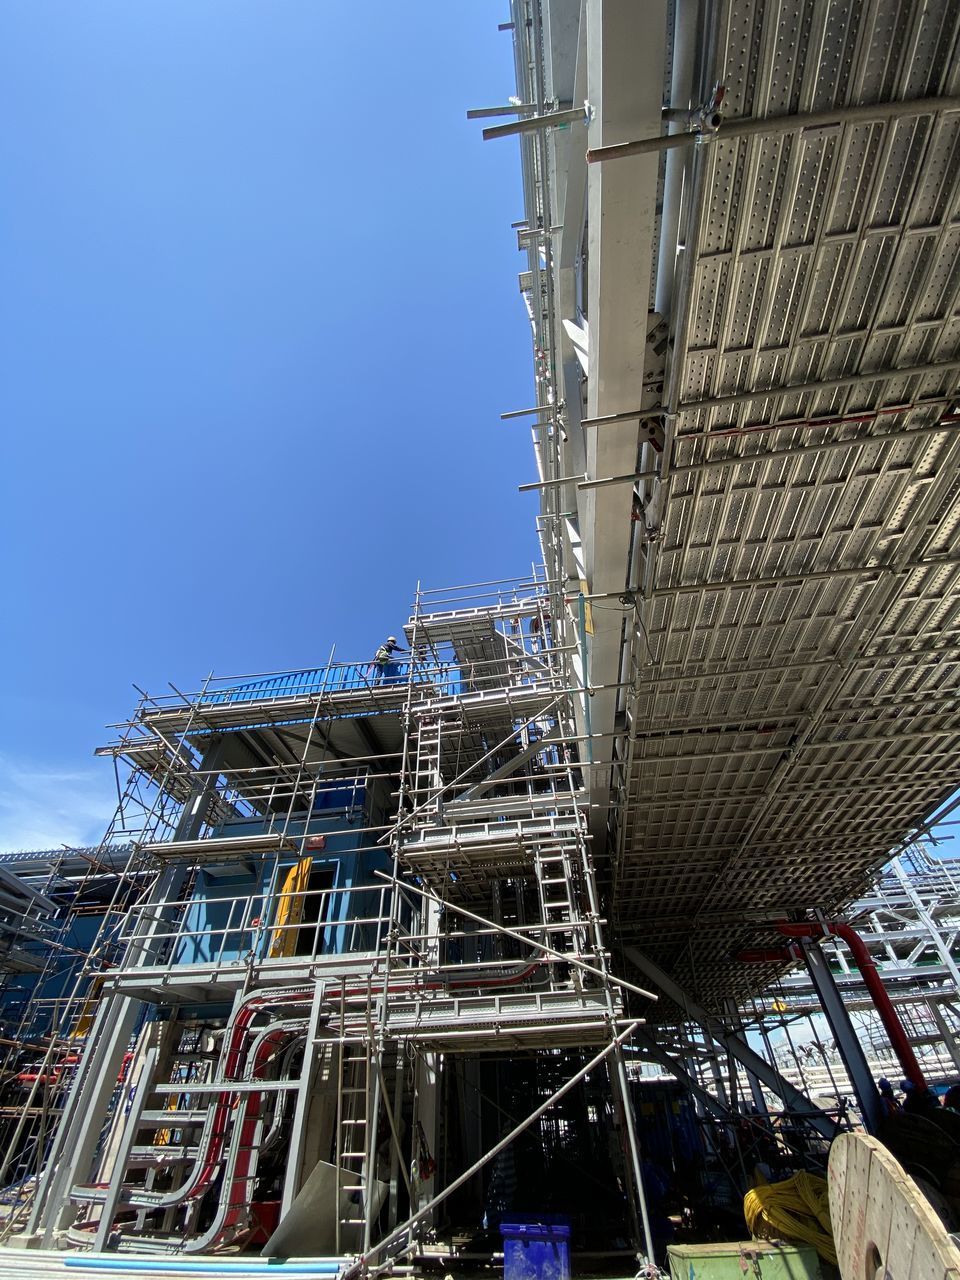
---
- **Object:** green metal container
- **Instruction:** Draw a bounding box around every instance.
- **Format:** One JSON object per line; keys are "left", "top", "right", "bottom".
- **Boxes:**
{"left": 667, "top": 1241, "right": 822, "bottom": 1280}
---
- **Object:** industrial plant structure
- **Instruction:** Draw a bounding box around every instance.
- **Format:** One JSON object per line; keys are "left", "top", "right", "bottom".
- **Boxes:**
{"left": 2, "top": 0, "right": 960, "bottom": 1274}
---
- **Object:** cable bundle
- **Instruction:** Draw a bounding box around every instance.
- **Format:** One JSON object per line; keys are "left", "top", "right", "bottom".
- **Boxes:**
{"left": 743, "top": 1170, "right": 837, "bottom": 1265}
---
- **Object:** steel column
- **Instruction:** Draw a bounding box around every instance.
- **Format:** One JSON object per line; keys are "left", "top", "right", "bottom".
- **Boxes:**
{"left": 796, "top": 939, "right": 882, "bottom": 1134}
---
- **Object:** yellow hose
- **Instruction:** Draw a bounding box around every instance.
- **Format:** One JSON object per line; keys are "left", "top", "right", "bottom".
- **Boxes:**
{"left": 743, "top": 1170, "right": 837, "bottom": 1266}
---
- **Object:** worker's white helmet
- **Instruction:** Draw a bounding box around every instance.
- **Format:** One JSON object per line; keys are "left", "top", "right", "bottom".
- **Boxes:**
{"left": 388, "top": 636, "right": 397, "bottom": 643}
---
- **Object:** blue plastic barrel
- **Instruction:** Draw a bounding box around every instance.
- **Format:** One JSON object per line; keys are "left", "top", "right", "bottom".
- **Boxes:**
{"left": 500, "top": 1219, "right": 571, "bottom": 1280}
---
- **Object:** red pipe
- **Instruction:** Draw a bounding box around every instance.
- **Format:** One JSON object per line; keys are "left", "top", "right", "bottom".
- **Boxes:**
{"left": 98, "top": 957, "right": 552, "bottom": 1244}
{"left": 773, "top": 922, "right": 927, "bottom": 1091}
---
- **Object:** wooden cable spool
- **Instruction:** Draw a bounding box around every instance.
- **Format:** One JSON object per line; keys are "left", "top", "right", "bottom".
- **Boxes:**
{"left": 828, "top": 1131, "right": 960, "bottom": 1280}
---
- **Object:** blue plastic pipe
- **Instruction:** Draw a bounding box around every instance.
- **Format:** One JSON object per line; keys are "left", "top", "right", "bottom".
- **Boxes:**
{"left": 63, "top": 1258, "right": 343, "bottom": 1275}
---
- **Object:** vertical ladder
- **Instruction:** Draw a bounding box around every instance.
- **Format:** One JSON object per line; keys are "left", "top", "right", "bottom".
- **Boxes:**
{"left": 533, "top": 839, "right": 586, "bottom": 969}
{"left": 335, "top": 1035, "right": 372, "bottom": 1253}
{"left": 411, "top": 709, "right": 461, "bottom": 821}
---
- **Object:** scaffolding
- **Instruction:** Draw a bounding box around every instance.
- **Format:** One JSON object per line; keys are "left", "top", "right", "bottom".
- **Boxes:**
{"left": 3, "top": 592, "right": 960, "bottom": 1266}
{"left": 3, "top": 575, "right": 658, "bottom": 1264}
{"left": 3, "top": 0, "right": 960, "bottom": 1264}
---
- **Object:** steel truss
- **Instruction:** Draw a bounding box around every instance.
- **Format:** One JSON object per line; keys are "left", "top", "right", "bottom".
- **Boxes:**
{"left": 738, "top": 842, "right": 960, "bottom": 1105}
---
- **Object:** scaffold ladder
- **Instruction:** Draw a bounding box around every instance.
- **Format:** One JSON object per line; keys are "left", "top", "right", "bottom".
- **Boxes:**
{"left": 334, "top": 1002, "right": 374, "bottom": 1253}
{"left": 533, "top": 841, "right": 583, "bottom": 962}
{"left": 411, "top": 709, "right": 462, "bottom": 820}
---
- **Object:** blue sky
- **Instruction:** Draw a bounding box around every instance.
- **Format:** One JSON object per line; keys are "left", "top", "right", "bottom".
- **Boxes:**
{"left": 0, "top": 2, "right": 538, "bottom": 851}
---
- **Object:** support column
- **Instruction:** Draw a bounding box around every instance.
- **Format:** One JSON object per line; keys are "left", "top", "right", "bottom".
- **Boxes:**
{"left": 412, "top": 1051, "right": 439, "bottom": 1227}
{"left": 280, "top": 981, "right": 327, "bottom": 1219}
{"left": 797, "top": 939, "right": 882, "bottom": 1134}
{"left": 608, "top": 1044, "right": 655, "bottom": 1262}
{"left": 724, "top": 1000, "right": 769, "bottom": 1116}
{"left": 93, "top": 1041, "right": 158, "bottom": 1251}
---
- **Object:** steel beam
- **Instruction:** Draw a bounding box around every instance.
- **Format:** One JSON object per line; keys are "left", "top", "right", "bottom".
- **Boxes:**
{"left": 580, "top": 417, "right": 959, "bottom": 490}
{"left": 587, "top": 94, "right": 960, "bottom": 164}
{"left": 631, "top": 1027, "right": 733, "bottom": 1119}
{"left": 796, "top": 938, "right": 882, "bottom": 1134}
{"left": 93, "top": 1043, "right": 157, "bottom": 1252}
{"left": 622, "top": 947, "right": 837, "bottom": 1139}
{"left": 581, "top": 357, "right": 960, "bottom": 436}
{"left": 927, "top": 1002, "right": 960, "bottom": 1075}
{"left": 650, "top": 550, "right": 960, "bottom": 599}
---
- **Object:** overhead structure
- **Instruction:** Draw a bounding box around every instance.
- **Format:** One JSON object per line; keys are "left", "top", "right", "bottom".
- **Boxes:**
{"left": 501, "top": 0, "right": 960, "bottom": 1005}
{"left": 2, "top": 0, "right": 960, "bottom": 1273}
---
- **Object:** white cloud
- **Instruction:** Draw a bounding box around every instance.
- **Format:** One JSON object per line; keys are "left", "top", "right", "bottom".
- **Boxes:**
{"left": 0, "top": 755, "right": 117, "bottom": 854}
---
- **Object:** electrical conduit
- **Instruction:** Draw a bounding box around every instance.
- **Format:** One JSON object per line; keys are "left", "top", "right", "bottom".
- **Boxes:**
{"left": 88, "top": 958, "right": 548, "bottom": 1249}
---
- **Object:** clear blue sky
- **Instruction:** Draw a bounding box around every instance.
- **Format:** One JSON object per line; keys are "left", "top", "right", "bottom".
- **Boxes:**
{"left": 0, "top": 1, "right": 539, "bottom": 850}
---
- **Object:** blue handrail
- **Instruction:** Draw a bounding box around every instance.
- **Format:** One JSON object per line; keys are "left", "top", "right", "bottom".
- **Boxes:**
{"left": 202, "top": 662, "right": 459, "bottom": 706}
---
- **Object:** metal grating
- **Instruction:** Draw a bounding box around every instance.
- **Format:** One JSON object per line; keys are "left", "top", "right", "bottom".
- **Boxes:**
{"left": 613, "top": 0, "right": 960, "bottom": 1007}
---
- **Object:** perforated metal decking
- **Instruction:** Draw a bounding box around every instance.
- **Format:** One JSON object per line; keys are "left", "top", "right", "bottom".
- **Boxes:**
{"left": 507, "top": 0, "right": 960, "bottom": 1009}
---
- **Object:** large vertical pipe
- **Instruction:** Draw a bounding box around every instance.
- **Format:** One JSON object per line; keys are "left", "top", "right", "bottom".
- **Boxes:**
{"left": 774, "top": 923, "right": 927, "bottom": 1091}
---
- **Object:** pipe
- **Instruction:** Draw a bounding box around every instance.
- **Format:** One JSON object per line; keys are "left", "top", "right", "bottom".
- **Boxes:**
{"left": 581, "top": 356, "right": 960, "bottom": 428}
{"left": 577, "top": 592, "right": 594, "bottom": 765}
{"left": 774, "top": 922, "right": 927, "bottom": 1090}
{"left": 587, "top": 93, "right": 960, "bottom": 163}
{"left": 63, "top": 1259, "right": 342, "bottom": 1274}
{"left": 94, "top": 956, "right": 556, "bottom": 1245}
{"left": 483, "top": 105, "right": 587, "bottom": 141}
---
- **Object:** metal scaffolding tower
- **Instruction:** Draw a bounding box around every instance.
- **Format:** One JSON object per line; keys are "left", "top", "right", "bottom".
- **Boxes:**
{"left": 4, "top": 576, "right": 656, "bottom": 1264}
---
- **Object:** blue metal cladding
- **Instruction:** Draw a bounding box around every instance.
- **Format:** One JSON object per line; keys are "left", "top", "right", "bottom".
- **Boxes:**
{"left": 312, "top": 777, "right": 365, "bottom": 815}
{"left": 172, "top": 813, "right": 391, "bottom": 966}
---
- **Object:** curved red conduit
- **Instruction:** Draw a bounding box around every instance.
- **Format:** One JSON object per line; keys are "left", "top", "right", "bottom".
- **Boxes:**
{"left": 201, "top": 1023, "right": 293, "bottom": 1251}
{"left": 101, "top": 956, "right": 551, "bottom": 1243}
{"left": 203, "top": 959, "right": 554, "bottom": 1249}
{"left": 735, "top": 921, "right": 927, "bottom": 1091}
{"left": 198, "top": 959, "right": 548, "bottom": 1204}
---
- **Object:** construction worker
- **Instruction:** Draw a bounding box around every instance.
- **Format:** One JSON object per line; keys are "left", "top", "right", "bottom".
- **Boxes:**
{"left": 372, "top": 635, "right": 406, "bottom": 684}
{"left": 901, "top": 1079, "right": 941, "bottom": 1113}
{"left": 877, "top": 1077, "right": 900, "bottom": 1119}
